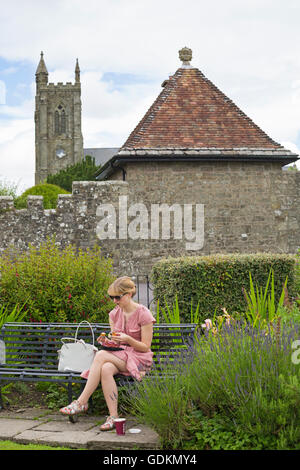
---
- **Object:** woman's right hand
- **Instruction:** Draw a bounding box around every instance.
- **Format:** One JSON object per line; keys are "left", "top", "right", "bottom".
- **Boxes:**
{"left": 97, "top": 332, "right": 119, "bottom": 346}
{"left": 96, "top": 333, "right": 107, "bottom": 344}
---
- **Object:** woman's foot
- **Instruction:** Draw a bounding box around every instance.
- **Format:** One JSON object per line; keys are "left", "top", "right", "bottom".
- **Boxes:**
{"left": 59, "top": 400, "right": 88, "bottom": 416}
{"left": 100, "top": 415, "right": 117, "bottom": 431}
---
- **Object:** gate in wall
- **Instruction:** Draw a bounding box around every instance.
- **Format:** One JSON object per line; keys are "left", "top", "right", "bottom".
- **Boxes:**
{"left": 131, "top": 274, "right": 155, "bottom": 310}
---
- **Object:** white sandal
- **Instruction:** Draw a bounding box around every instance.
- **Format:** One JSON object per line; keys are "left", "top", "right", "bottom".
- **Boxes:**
{"left": 59, "top": 400, "right": 88, "bottom": 416}
{"left": 100, "top": 415, "right": 117, "bottom": 431}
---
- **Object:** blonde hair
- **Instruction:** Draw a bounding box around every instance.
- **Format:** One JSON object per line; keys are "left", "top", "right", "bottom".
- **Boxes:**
{"left": 107, "top": 276, "right": 136, "bottom": 297}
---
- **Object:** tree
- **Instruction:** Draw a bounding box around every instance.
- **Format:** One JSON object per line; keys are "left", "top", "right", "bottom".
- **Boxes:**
{"left": 46, "top": 155, "right": 101, "bottom": 191}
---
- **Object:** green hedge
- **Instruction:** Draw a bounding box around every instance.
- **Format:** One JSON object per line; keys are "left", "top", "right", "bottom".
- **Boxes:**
{"left": 150, "top": 253, "right": 298, "bottom": 322}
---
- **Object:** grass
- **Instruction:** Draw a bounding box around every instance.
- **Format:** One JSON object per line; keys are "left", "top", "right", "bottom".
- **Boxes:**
{"left": 0, "top": 440, "right": 74, "bottom": 450}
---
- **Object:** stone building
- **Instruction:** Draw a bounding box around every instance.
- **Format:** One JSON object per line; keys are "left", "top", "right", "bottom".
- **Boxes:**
{"left": 0, "top": 48, "right": 299, "bottom": 275}
{"left": 94, "top": 47, "right": 299, "bottom": 268}
{"left": 35, "top": 52, "right": 84, "bottom": 184}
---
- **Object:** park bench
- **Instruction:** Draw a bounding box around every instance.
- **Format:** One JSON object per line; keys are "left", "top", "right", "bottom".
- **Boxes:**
{"left": 0, "top": 322, "right": 196, "bottom": 422}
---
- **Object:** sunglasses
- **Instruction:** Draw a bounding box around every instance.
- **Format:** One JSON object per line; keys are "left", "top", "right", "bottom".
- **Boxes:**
{"left": 109, "top": 293, "right": 129, "bottom": 301}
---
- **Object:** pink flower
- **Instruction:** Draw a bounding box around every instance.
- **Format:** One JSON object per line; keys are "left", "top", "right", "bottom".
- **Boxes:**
{"left": 201, "top": 319, "right": 213, "bottom": 330}
{"left": 68, "top": 293, "right": 72, "bottom": 299}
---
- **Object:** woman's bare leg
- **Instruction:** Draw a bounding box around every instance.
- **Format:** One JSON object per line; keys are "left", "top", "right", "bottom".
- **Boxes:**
{"left": 77, "top": 350, "right": 127, "bottom": 406}
{"left": 100, "top": 362, "right": 120, "bottom": 417}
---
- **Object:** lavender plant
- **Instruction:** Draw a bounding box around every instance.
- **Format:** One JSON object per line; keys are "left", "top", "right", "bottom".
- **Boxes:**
{"left": 125, "top": 319, "right": 300, "bottom": 449}
{"left": 188, "top": 320, "right": 300, "bottom": 442}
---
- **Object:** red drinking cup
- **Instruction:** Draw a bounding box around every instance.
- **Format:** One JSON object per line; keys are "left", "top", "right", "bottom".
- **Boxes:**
{"left": 114, "top": 418, "right": 126, "bottom": 435}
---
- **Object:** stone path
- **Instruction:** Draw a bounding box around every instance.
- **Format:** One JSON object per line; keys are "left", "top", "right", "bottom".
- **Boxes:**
{"left": 0, "top": 407, "right": 160, "bottom": 450}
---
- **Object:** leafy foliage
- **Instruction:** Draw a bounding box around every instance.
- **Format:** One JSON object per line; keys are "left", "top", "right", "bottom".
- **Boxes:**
{"left": 0, "top": 303, "right": 26, "bottom": 329}
{"left": 243, "top": 268, "right": 288, "bottom": 328}
{"left": 0, "top": 238, "right": 115, "bottom": 322}
{"left": 151, "top": 253, "right": 297, "bottom": 322}
{"left": 46, "top": 155, "right": 101, "bottom": 191}
{"left": 296, "top": 249, "right": 300, "bottom": 307}
{"left": 125, "top": 317, "right": 300, "bottom": 449}
{"left": 14, "top": 183, "right": 69, "bottom": 209}
{"left": 0, "top": 179, "right": 18, "bottom": 200}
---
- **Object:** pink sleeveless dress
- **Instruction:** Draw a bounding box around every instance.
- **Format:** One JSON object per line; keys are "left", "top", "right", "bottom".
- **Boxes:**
{"left": 81, "top": 305, "right": 156, "bottom": 381}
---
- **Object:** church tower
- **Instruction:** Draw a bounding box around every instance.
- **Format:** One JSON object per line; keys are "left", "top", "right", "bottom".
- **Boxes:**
{"left": 35, "top": 52, "right": 84, "bottom": 184}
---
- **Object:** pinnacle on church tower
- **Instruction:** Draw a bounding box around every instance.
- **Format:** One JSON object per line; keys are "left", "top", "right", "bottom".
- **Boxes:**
{"left": 75, "top": 58, "right": 80, "bottom": 83}
{"left": 35, "top": 51, "right": 48, "bottom": 86}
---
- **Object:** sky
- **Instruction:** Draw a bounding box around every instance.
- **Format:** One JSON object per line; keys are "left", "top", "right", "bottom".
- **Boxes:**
{"left": 0, "top": 0, "right": 300, "bottom": 194}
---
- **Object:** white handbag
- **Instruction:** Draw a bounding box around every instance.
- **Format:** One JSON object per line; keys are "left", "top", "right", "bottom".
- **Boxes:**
{"left": 57, "top": 321, "right": 98, "bottom": 373}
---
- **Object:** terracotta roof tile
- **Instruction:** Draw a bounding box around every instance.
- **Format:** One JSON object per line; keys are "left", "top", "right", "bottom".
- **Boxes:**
{"left": 122, "top": 67, "right": 282, "bottom": 150}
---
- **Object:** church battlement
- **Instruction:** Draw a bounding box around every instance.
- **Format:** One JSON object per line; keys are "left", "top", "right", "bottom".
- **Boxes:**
{"left": 47, "top": 82, "right": 80, "bottom": 89}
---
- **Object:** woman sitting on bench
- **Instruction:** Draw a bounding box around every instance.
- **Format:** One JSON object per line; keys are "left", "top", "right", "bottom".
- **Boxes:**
{"left": 60, "top": 276, "right": 156, "bottom": 431}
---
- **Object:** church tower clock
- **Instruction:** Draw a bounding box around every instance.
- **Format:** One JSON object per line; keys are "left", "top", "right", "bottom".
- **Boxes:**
{"left": 35, "top": 52, "right": 84, "bottom": 184}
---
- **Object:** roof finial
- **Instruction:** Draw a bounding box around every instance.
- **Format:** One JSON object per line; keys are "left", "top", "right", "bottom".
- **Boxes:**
{"left": 179, "top": 47, "right": 193, "bottom": 68}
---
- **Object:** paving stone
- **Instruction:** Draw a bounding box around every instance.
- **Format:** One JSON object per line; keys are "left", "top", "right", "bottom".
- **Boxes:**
{"left": 34, "top": 419, "right": 97, "bottom": 432}
{"left": 88, "top": 424, "right": 160, "bottom": 450}
{"left": 0, "top": 411, "right": 160, "bottom": 449}
{"left": 0, "top": 407, "right": 51, "bottom": 420}
{"left": 14, "top": 429, "right": 98, "bottom": 449}
{"left": 0, "top": 418, "right": 40, "bottom": 439}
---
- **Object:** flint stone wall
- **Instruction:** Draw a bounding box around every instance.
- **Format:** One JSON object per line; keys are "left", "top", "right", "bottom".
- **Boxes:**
{"left": 0, "top": 161, "right": 299, "bottom": 274}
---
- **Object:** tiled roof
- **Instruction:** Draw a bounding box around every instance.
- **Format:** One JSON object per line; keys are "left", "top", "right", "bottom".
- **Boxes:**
{"left": 121, "top": 67, "right": 282, "bottom": 150}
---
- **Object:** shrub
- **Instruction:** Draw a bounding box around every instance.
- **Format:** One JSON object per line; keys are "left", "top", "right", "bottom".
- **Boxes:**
{"left": 0, "top": 238, "right": 115, "bottom": 322}
{"left": 46, "top": 155, "right": 101, "bottom": 192}
{"left": 150, "top": 253, "right": 297, "bottom": 322}
{"left": 14, "top": 183, "right": 70, "bottom": 209}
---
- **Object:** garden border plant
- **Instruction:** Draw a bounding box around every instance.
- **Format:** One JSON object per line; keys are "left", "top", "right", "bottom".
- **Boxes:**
{"left": 125, "top": 317, "right": 300, "bottom": 450}
{"left": 126, "top": 258, "right": 300, "bottom": 450}
{"left": 0, "top": 237, "right": 116, "bottom": 323}
{"left": 151, "top": 253, "right": 297, "bottom": 323}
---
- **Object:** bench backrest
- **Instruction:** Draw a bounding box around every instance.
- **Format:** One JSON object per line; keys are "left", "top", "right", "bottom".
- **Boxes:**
{"left": 0, "top": 322, "right": 196, "bottom": 371}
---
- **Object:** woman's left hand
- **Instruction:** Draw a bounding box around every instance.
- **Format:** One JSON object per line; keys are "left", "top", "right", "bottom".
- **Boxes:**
{"left": 112, "top": 332, "right": 130, "bottom": 344}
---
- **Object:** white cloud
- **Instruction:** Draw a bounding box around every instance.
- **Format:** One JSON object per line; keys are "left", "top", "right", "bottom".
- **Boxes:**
{"left": 0, "top": 80, "right": 6, "bottom": 105}
{"left": 281, "top": 141, "right": 300, "bottom": 169}
{"left": 0, "top": 0, "right": 300, "bottom": 190}
{"left": 0, "top": 118, "right": 34, "bottom": 193}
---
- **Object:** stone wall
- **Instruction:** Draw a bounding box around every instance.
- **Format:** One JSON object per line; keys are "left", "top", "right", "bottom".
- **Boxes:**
{"left": 0, "top": 163, "right": 299, "bottom": 275}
